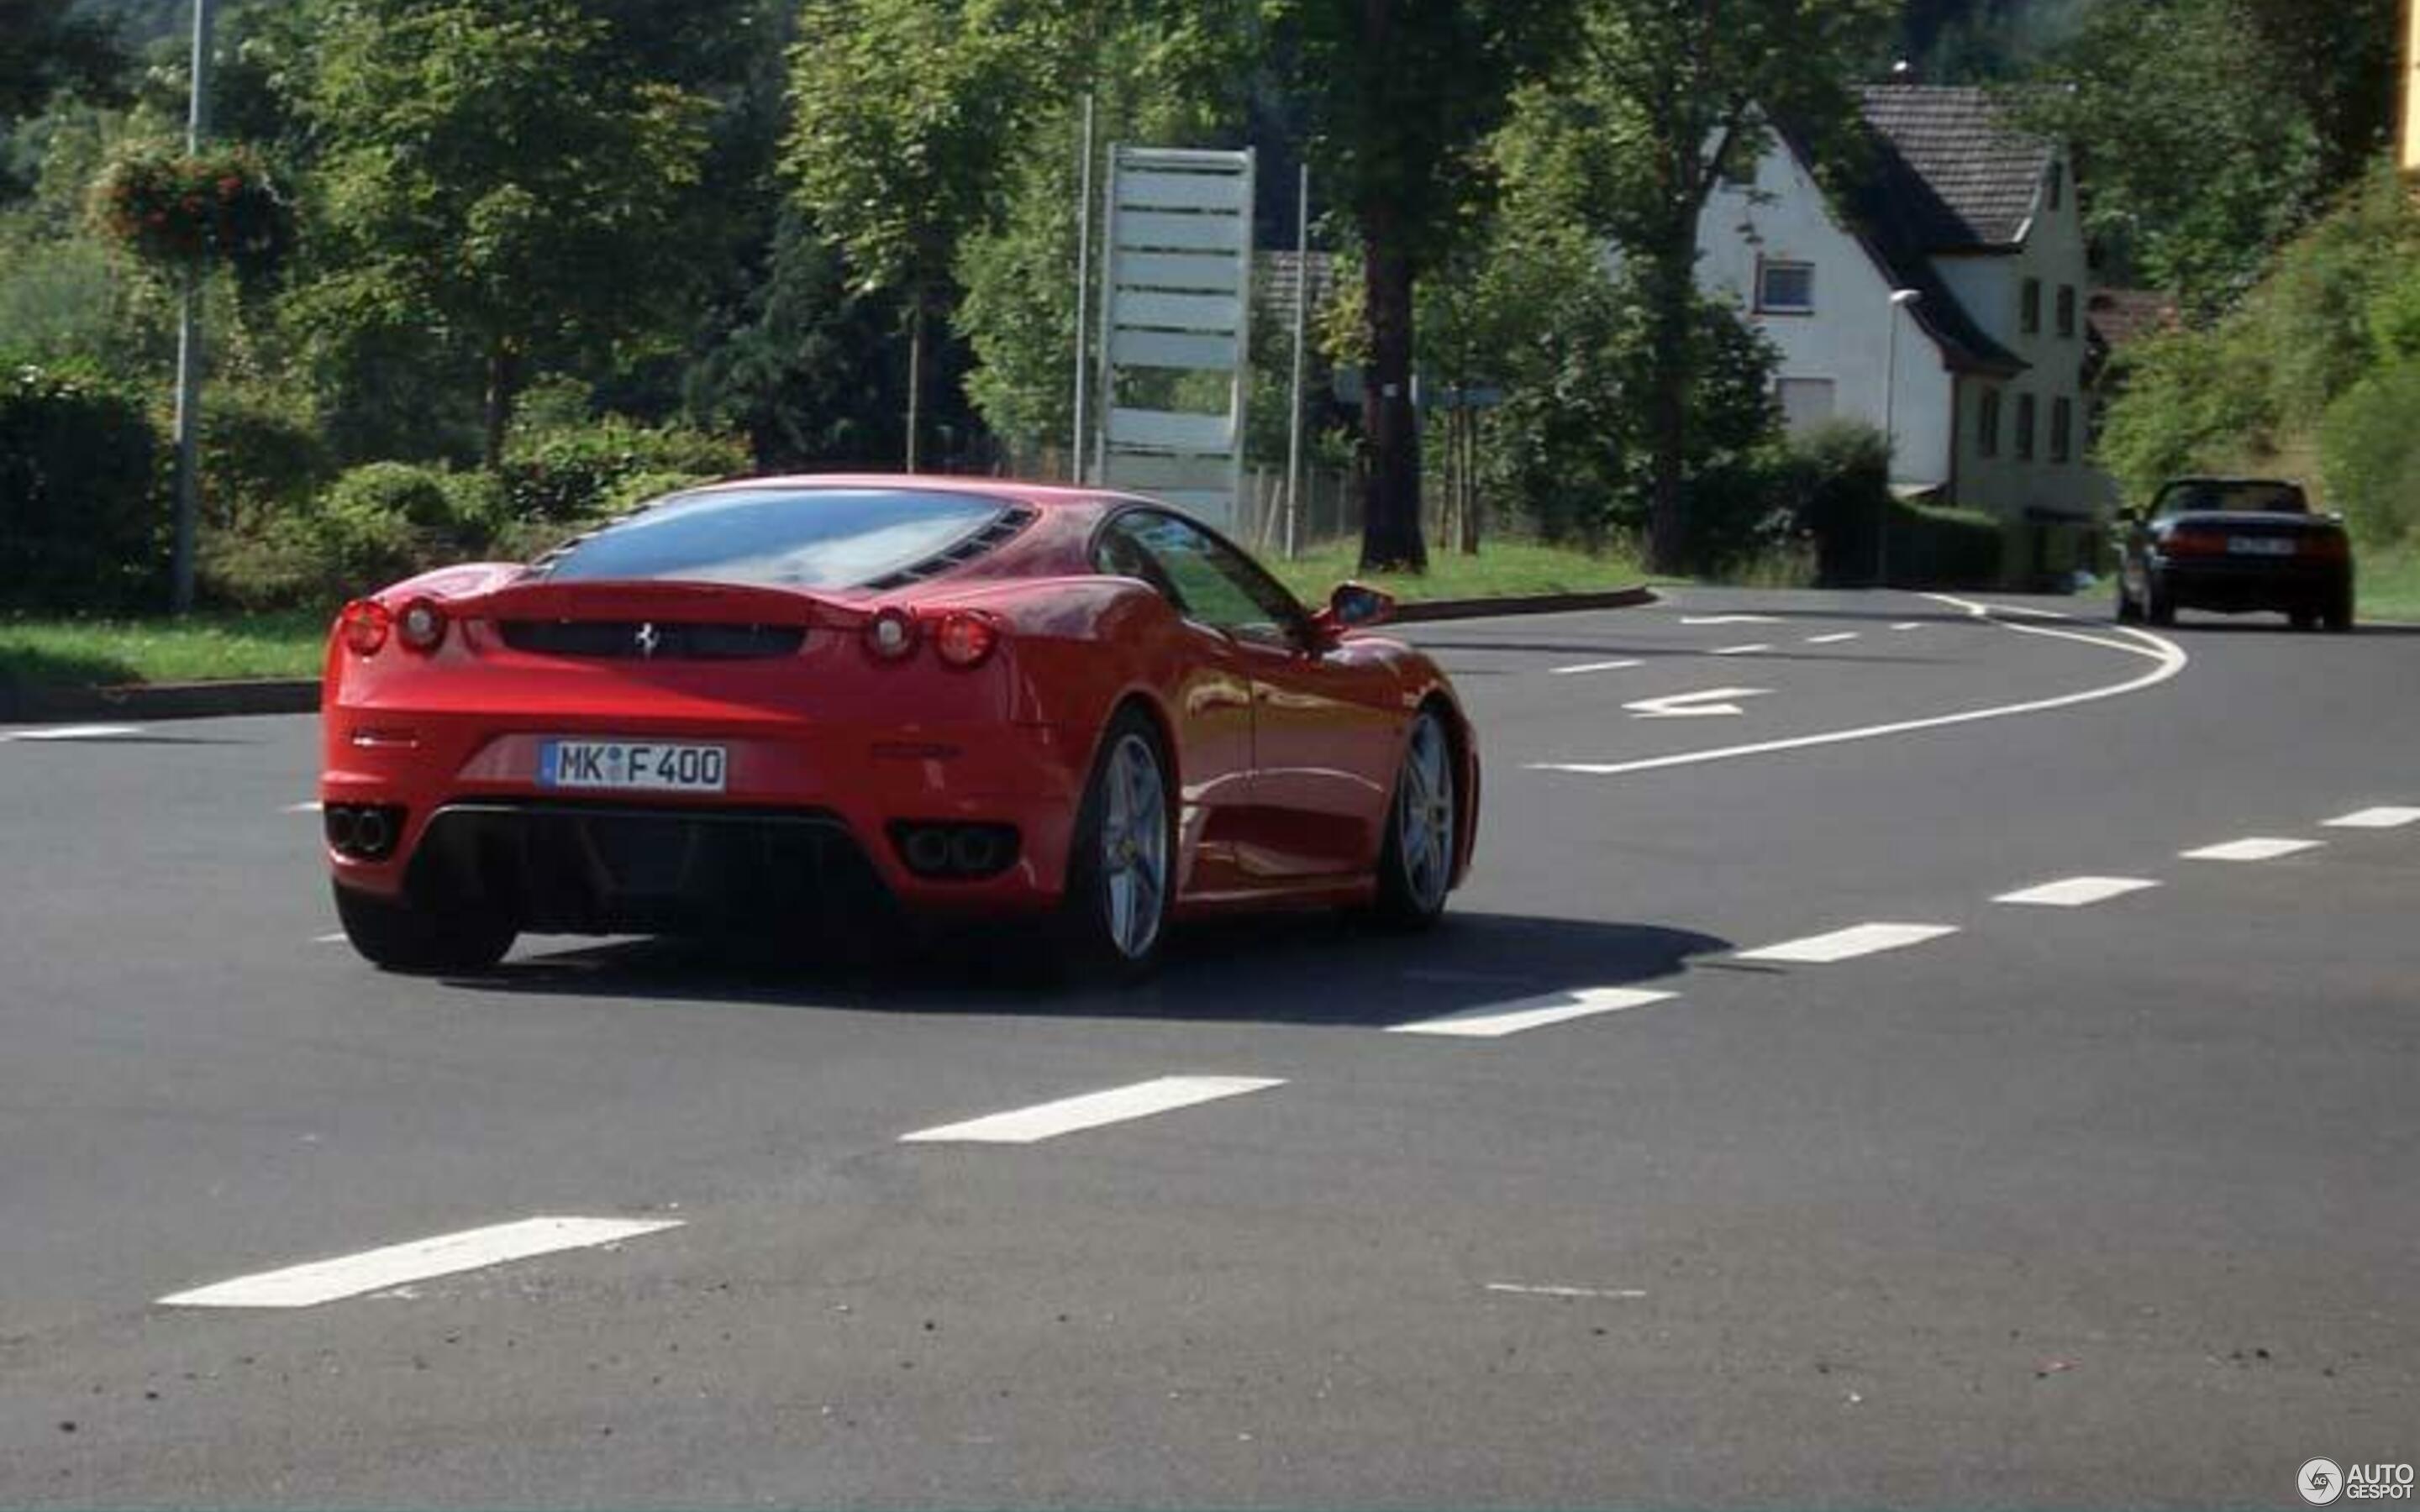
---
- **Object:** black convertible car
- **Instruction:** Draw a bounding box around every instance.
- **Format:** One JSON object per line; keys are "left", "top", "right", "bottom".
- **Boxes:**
{"left": 2116, "top": 477, "right": 2354, "bottom": 632}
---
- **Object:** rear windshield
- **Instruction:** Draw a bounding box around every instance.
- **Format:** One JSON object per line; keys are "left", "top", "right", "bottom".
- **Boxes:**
{"left": 538, "top": 487, "right": 1010, "bottom": 589}
{"left": 2154, "top": 480, "right": 2307, "bottom": 516}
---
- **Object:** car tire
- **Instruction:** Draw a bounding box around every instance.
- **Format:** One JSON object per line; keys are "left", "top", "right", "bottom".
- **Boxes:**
{"left": 333, "top": 882, "right": 516, "bottom": 974}
{"left": 1054, "top": 707, "right": 1174, "bottom": 981}
{"left": 1374, "top": 706, "right": 1458, "bottom": 931}
{"left": 2323, "top": 588, "right": 2354, "bottom": 634}
{"left": 2144, "top": 574, "right": 2176, "bottom": 627}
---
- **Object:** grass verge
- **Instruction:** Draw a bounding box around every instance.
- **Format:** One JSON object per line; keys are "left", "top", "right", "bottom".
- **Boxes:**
{"left": 1265, "top": 537, "right": 1653, "bottom": 606}
{"left": 2357, "top": 545, "right": 2420, "bottom": 622}
{"left": 0, "top": 611, "right": 329, "bottom": 689}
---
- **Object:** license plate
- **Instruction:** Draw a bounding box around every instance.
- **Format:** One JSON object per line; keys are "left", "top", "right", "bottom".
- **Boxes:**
{"left": 539, "top": 739, "right": 727, "bottom": 793}
{"left": 2228, "top": 536, "right": 2296, "bottom": 556}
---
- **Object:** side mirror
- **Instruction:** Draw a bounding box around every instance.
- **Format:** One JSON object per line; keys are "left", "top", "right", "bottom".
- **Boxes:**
{"left": 1312, "top": 581, "right": 1395, "bottom": 639}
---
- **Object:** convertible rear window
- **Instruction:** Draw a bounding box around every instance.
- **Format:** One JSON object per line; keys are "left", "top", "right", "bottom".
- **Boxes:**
{"left": 2155, "top": 480, "right": 2308, "bottom": 515}
{"left": 537, "top": 487, "right": 1012, "bottom": 590}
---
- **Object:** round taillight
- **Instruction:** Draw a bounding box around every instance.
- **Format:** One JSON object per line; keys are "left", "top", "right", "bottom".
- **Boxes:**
{"left": 864, "top": 607, "right": 918, "bottom": 661}
{"left": 396, "top": 597, "right": 447, "bottom": 653}
{"left": 933, "top": 611, "right": 999, "bottom": 669}
{"left": 339, "top": 598, "right": 392, "bottom": 656}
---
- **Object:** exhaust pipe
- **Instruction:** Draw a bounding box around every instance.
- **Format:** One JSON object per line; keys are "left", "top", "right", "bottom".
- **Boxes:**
{"left": 324, "top": 806, "right": 359, "bottom": 853}
{"left": 902, "top": 827, "right": 952, "bottom": 876}
{"left": 948, "top": 827, "right": 998, "bottom": 875}
{"left": 351, "top": 807, "right": 392, "bottom": 858}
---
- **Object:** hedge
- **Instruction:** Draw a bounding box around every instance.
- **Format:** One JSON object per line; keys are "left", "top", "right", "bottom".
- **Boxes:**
{"left": 1, "top": 360, "right": 164, "bottom": 611}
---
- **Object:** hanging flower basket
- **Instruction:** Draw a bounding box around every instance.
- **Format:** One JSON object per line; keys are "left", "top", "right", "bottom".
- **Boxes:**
{"left": 92, "top": 144, "right": 295, "bottom": 283}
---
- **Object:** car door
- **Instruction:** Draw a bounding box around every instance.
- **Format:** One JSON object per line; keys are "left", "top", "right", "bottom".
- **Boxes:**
{"left": 1107, "top": 510, "right": 1397, "bottom": 882}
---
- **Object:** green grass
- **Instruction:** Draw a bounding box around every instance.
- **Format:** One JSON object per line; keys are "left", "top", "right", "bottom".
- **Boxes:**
{"left": 0, "top": 611, "right": 329, "bottom": 689}
{"left": 1266, "top": 537, "right": 1654, "bottom": 606}
{"left": 2357, "top": 544, "right": 2420, "bottom": 622}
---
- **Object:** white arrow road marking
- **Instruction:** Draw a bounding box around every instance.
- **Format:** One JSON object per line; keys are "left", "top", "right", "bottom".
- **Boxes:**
{"left": 1388, "top": 986, "right": 1676, "bottom": 1039}
{"left": 901, "top": 1075, "right": 1284, "bottom": 1145}
{"left": 159, "top": 1215, "right": 684, "bottom": 1309}
{"left": 1737, "top": 923, "right": 1959, "bottom": 964}
{"left": 1680, "top": 614, "right": 1781, "bottom": 626}
{"left": 1549, "top": 659, "right": 1644, "bottom": 676}
{"left": 1623, "top": 687, "right": 1770, "bottom": 719}
{"left": 2181, "top": 837, "right": 2322, "bottom": 862}
{"left": 1994, "top": 876, "right": 2162, "bottom": 908}
{"left": 2325, "top": 806, "right": 2420, "bottom": 829}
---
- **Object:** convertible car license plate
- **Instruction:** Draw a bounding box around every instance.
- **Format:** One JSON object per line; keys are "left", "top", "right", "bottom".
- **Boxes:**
{"left": 539, "top": 739, "right": 727, "bottom": 793}
{"left": 2228, "top": 536, "right": 2296, "bottom": 556}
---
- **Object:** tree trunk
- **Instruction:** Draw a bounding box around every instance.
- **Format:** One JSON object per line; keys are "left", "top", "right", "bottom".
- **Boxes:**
{"left": 481, "top": 339, "right": 520, "bottom": 474}
{"left": 904, "top": 301, "right": 925, "bottom": 473}
{"left": 1358, "top": 212, "right": 1426, "bottom": 572}
{"left": 1643, "top": 233, "right": 1695, "bottom": 575}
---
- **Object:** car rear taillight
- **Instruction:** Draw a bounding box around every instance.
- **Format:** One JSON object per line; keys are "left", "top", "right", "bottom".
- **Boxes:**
{"left": 933, "top": 611, "right": 1000, "bottom": 669}
{"left": 863, "top": 606, "right": 918, "bottom": 661}
{"left": 340, "top": 598, "right": 392, "bottom": 656}
{"left": 396, "top": 596, "right": 448, "bottom": 654}
{"left": 2161, "top": 530, "right": 2228, "bottom": 559}
{"left": 2301, "top": 533, "right": 2349, "bottom": 562}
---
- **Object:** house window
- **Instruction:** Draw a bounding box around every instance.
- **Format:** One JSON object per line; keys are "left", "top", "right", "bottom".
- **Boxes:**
{"left": 1978, "top": 388, "right": 2002, "bottom": 458}
{"left": 2021, "top": 279, "right": 2042, "bottom": 335}
{"left": 2051, "top": 396, "right": 2074, "bottom": 463}
{"left": 1776, "top": 378, "right": 1836, "bottom": 435}
{"left": 2056, "top": 286, "right": 2076, "bottom": 339}
{"left": 2017, "top": 393, "right": 2038, "bottom": 459}
{"left": 1756, "top": 260, "right": 1815, "bottom": 314}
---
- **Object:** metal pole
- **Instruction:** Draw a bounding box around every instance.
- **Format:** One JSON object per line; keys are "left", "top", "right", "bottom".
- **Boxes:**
{"left": 1283, "top": 164, "right": 1309, "bottom": 559}
{"left": 169, "top": 0, "right": 216, "bottom": 614}
{"left": 1071, "top": 95, "right": 1094, "bottom": 485}
{"left": 1092, "top": 144, "right": 1118, "bottom": 488}
{"left": 1878, "top": 290, "right": 1918, "bottom": 587}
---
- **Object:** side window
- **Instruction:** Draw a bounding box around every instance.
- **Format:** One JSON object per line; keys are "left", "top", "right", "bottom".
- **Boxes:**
{"left": 1099, "top": 511, "right": 1303, "bottom": 646}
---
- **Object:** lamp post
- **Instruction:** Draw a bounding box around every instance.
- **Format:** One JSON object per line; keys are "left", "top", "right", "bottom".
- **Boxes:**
{"left": 169, "top": 0, "right": 217, "bottom": 614}
{"left": 1878, "top": 287, "right": 1921, "bottom": 586}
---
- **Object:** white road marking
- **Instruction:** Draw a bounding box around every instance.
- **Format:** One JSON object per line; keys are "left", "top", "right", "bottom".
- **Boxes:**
{"left": 1387, "top": 986, "right": 1676, "bottom": 1039}
{"left": 286, "top": 801, "right": 324, "bottom": 813}
{"left": 6, "top": 724, "right": 142, "bottom": 742}
{"left": 157, "top": 1215, "right": 684, "bottom": 1309}
{"left": 900, "top": 1075, "right": 1284, "bottom": 1145}
{"left": 1623, "top": 687, "right": 1770, "bottom": 720}
{"left": 1679, "top": 614, "right": 1781, "bottom": 626}
{"left": 1805, "top": 632, "right": 1860, "bottom": 645}
{"left": 1709, "top": 643, "right": 1773, "bottom": 656}
{"left": 1486, "top": 1283, "right": 1649, "bottom": 1300}
{"left": 1532, "top": 598, "right": 2186, "bottom": 779}
{"left": 1994, "top": 876, "right": 2162, "bottom": 908}
{"left": 314, "top": 932, "right": 348, "bottom": 944}
{"left": 1736, "top": 923, "right": 1959, "bottom": 964}
{"left": 1548, "top": 659, "right": 1644, "bottom": 677}
{"left": 1891, "top": 622, "right": 1924, "bottom": 630}
{"left": 2181, "top": 837, "right": 2322, "bottom": 863}
{"left": 2325, "top": 806, "right": 2420, "bottom": 830}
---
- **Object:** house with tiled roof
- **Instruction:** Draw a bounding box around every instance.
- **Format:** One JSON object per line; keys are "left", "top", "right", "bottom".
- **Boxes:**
{"left": 1697, "top": 84, "right": 2114, "bottom": 526}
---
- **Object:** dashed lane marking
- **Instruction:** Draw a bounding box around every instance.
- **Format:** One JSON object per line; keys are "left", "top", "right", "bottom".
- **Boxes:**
{"left": 1486, "top": 1283, "right": 1649, "bottom": 1300}
{"left": 1993, "top": 876, "right": 2162, "bottom": 908}
{"left": 1735, "top": 923, "right": 1960, "bottom": 964}
{"left": 157, "top": 1215, "right": 684, "bottom": 1309}
{"left": 286, "top": 801, "right": 324, "bottom": 813}
{"left": 900, "top": 1075, "right": 1284, "bottom": 1145}
{"left": 1549, "top": 659, "right": 1644, "bottom": 676}
{"left": 3, "top": 724, "right": 142, "bottom": 742}
{"left": 1710, "top": 643, "right": 1773, "bottom": 656}
{"left": 1891, "top": 622, "right": 1924, "bottom": 630}
{"left": 313, "top": 932, "right": 347, "bottom": 944}
{"left": 2325, "top": 807, "right": 2420, "bottom": 830}
{"left": 1387, "top": 986, "right": 1676, "bottom": 1039}
{"left": 1679, "top": 615, "right": 1781, "bottom": 626}
{"left": 1804, "top": 632, "right": 1860, "bottom": 645}
{"left": 2181, "top": 837, "right": 2323, "bottom": 863}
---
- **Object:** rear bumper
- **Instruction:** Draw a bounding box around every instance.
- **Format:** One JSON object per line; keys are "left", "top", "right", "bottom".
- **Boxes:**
{"left": 2156, "top": 559, "right": 2349, "bottom": 612}
{"left": 322, "top": 706, "right": 1086, "bottom": 919}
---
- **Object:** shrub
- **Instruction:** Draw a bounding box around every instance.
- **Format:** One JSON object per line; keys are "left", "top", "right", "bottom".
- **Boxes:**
{"left": 1886, "top": 502, "right": 2004, "bottom": 588}
{"left": 601, "top": 468, "right": 716, "bottom": 515}
{"left": 2320, "top": 360, "right": 2420, "bottom": 549}
{"left": 202, "top": 461, "right": 482, "bottom": 610}
{"left": 0, "top": 359, "right": 165, "bottom": 611}
{"left": 202, "top": 384, "right": 335, "bottom": 528}
{"left": 1769, "top": 421, "right": 1894, "bottom": 585}
{"left": 499, "top": 416, "right": 746, "bottom": 522}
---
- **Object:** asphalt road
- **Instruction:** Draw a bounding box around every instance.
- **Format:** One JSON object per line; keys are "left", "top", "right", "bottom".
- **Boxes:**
{"left": 3, "top": 587, "right": 2415, "bottom": 1508}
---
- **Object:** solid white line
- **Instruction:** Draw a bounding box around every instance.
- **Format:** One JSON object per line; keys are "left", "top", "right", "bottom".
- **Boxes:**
{"left": 158, "top": 1215, "right": 684, "bottom": 1309}
{"left": 1549, "top": 659, "right": 1644, "bottom": 676}
{"left": 2325, "top": 806, "right": 2420, "bottom": 830}
{"left": 1805, "top": 632, "right": 1860, "bottom": 644}
{"left": 900, "top": 1075, "right": 1284, "bottom": 1144}
{"left": 1530, "top": 598, "right": 2187, "bottom": 778}
{"left": 2181, "top": 837, "right": 2322, "bottom": 863}
{"left": 1994, "top": 876, "right": 2162, "bottom": 908}
{"left": 1736, "top": 922, "right": 1959, "bottom": 964}
{"left": 7, "top": 724, "right": 142, "bottom": 742}
{"left": 1680, "top": 614, "right": 1780, "bottom": 626}
{"left": 1710, "top": 643, "right": 1772, "bottom": 656}
{"left": 1387, "top": 986, "right": 1676, "bottom": 1039}
{"left": 1486, "top": 1283, "right": 1649, "bottom": 1299}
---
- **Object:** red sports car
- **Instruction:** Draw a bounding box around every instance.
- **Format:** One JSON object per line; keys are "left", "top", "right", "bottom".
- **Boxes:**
{"left": 320, "top": 476, "right": 1479, "bottom": 976}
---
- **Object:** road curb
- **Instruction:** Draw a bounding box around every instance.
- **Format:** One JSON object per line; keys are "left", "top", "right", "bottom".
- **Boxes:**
{"left": 0, "top": 586, "right": 1657, "bottom": 726}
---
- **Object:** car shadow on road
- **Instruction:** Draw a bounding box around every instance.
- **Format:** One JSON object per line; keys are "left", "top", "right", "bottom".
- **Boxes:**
{"left": 465, "top": 910, "right": 1733, "bottom": 1030}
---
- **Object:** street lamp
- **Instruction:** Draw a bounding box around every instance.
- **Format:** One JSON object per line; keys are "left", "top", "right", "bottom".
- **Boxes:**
{"left": 1878, "top": 287, "right": 1922, "bottom": 586}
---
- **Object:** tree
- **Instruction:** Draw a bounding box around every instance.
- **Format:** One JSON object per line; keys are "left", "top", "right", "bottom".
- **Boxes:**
{"left": 0, "top": 0, "right": 127, "bottom": 124}
{"left": 1267, "top": 0, "right": 1570, "bottom": 571}
{"left": 297, "top": 0, "right": 710, "bottom": 467}
{"left": 1524, "top": 0, "right": 1891, "bottom": 574}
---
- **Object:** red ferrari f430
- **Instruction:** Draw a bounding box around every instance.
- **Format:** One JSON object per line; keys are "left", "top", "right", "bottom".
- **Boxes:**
{"left": 320, "top": 478, "right": 1479, "bottom": 976}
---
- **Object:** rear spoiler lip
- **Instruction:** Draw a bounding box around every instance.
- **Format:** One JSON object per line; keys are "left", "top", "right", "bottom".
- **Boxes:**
{"left": 445, "top": 577, "right": 870, "bottom": 627}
